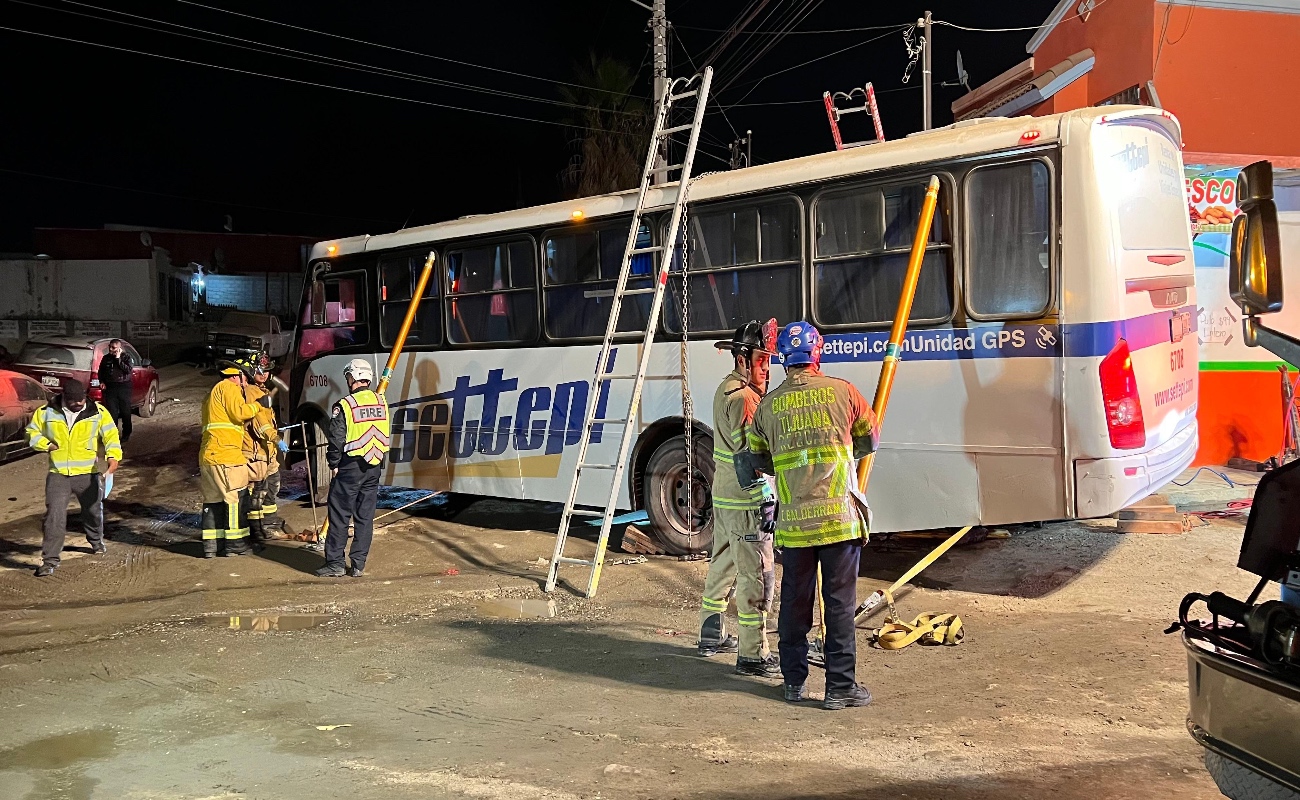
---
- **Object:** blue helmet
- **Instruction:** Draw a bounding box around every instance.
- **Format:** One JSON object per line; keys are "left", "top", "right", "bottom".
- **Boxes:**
{"left": 777, "top": 321, "right": 822, "bottom": 366}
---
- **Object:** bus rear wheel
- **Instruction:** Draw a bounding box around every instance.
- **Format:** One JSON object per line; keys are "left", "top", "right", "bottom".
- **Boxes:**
{"left": 643, "top": 433, "right": 713, "bottom": 555}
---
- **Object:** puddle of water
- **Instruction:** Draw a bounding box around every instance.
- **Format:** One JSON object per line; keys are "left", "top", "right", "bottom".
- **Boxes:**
{"left": 206, "top": 613, "right": 338, "bottom": 632}
{"left": 475, "top": 599, "right": 556, "bottom": 619}
{"left": 0, "top": 730, "right": 116, "bottom": 770}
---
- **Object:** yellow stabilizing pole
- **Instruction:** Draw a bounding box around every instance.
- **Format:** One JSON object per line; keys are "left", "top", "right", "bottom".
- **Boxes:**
{"left": 848, "top": 177, "right": 974, "bottom": 622}
{"left": 815, "top": 176, "right": 942, "bottom": 647}
{"left": 857, "top": 175, "right": 941, "bottom": 494}
{"left": 376, "top": 251, "right": 436, "bottom": 396}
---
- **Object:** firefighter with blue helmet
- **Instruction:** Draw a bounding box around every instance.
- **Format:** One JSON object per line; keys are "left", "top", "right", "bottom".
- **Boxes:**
{"left": 737, "top": 321, "right": 881, "bottom": 709}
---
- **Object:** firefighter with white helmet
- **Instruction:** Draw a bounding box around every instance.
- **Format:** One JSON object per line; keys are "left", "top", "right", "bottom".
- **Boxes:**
{"left": 315, "top": 358, "right": 389, "bottom": 578}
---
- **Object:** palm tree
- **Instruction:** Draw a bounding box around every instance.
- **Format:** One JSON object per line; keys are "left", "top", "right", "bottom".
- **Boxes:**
{"left": 559, "top": 54, "right": 651, "bottom": 198}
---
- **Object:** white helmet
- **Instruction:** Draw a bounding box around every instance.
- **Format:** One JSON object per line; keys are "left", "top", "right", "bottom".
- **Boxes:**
{"left": 344, "top": 358, "right": 374, "bottom": 384}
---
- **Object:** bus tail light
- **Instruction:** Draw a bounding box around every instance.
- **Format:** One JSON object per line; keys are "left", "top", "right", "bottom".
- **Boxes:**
{"left": 1099, "top": 339, "right": 1146, "bottom": 450}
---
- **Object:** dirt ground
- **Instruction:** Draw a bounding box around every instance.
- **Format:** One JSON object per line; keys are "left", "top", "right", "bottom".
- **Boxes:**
{"left": 0, "top": 365, "right": 1265, "bottom": 800}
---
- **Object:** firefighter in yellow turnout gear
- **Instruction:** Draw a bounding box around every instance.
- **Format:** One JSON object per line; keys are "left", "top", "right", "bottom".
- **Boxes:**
{"left": 738, "top": 321, "right": 880, "bottom": 710}
{"left": 698, "top": 320, "right": 782, "bottom": 678}
{"left": 199, "top": 357, "right": 272, "bottom": 558}
{"left": 242, "top": 352, "right": 288, "bottom": 548}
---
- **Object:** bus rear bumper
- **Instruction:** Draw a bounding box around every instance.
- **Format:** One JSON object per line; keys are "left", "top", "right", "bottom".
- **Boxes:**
{"left": 1073, "top": 421, "right": 1198, "bottom": 518}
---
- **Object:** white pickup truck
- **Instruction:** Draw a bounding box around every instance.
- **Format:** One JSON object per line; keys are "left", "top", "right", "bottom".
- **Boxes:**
{"left": 206, "top": 311, "right": 293, "bottom": 360}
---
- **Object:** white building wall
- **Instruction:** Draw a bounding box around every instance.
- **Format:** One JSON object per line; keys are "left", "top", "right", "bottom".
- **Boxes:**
{"left": 0, "top": 259, "right": 157, "bottom": 320}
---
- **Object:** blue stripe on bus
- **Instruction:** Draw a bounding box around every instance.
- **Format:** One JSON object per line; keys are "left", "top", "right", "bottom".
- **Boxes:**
{"left": 819, "top": 306, "right": 1195, "bottom": 363}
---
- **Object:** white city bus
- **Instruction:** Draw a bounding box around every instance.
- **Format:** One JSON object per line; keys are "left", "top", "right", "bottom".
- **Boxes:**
{"left": 287, "top": 105, "right": 1198, "bottom": 553}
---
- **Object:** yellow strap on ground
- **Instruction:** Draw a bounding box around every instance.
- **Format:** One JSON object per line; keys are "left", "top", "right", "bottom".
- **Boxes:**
{"left": 876, "top": 612, "right": 963, "bottom": 649}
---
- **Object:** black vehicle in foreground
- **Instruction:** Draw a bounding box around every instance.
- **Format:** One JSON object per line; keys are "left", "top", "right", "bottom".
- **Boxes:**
{"left": 1177, "top": 161, "right": 1300, "bottom": 800}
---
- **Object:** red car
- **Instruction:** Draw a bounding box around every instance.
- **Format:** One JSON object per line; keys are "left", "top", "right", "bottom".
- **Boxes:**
{"left": 12, "top": 336, "right": 160, "bottom": 417}
{"left": 0, "top": 369, "right": 49, "bottom": 460}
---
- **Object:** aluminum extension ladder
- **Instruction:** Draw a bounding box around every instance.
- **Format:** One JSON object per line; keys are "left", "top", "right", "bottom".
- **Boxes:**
{"left": 544, "top": 67, "right": 713, "bottom": 598}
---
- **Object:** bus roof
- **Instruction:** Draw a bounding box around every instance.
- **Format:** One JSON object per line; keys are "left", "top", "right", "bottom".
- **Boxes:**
{"left": 311, "top": 105, "right": 1178, "bottom": 261}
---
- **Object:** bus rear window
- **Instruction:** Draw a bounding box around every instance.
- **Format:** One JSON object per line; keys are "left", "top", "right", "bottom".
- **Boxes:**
{"left": 1097, "top": 121, "right": 1189, "bottom": 252}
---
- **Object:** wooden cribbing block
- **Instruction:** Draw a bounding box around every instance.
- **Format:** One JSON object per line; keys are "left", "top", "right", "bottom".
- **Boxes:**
{"left": 1115, "top": 507, "right": 1179, "bottom": 520}
{"left": 620, "top": 524, "right": 665, "bottom": 555}
{"left": 1116, "top": 519, "right": 1188, "bottom": 535}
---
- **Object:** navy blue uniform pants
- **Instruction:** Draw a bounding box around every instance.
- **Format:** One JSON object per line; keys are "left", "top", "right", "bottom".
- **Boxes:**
{"left": 325, "top": 458, "right": 381, "bottom": 571}
{"left": 777, "top": 539, "right": 861, "bottom": 693}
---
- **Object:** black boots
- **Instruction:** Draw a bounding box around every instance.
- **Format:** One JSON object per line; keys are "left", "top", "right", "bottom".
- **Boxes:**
{"left": 697, "top": 634, "right": 739, "bottom": 658}
{"left": 822, "top": 683, "right": 873, "bottom": 710}
{"left": 735, "top": 654, "right": 781, "bottom": 679}
{"left": 203, "top": 540, "right": 218, "bottom": 559}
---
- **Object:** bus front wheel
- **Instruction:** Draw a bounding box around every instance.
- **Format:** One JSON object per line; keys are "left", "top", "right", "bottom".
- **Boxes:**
{"left": 643, "top": 433, "right": 713, "bottom": 555}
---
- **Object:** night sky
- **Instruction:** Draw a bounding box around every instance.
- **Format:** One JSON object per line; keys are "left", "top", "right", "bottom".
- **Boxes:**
{"left": 0, "top": 0, "right": 1059, "bottom": 253}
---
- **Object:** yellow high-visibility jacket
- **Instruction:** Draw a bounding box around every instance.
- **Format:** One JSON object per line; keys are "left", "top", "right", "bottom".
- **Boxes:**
{"left": 241, "top": 384, "right": 280, "bottom": 463}
{"left": 201, "top": 378, "right": 264, "bottom": 467}
{"left": 26, "top": 400, "right": 123, "bottom": 476}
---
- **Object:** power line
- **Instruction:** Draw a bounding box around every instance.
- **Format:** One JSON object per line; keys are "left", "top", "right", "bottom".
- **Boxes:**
{"left": 678, "top": 21, "right": 911, "bottom": 34}
{"left": 13, "top": 0, "right": 639, "bottom": 116}
{"left": 0, "top": 25, "right": 638, "bottom": 135}
{"left": 712, "top": 0, "right": 828, "bottom": 94}
{"left": 0, "top": 167, "right": 398, "bottom": 225}
{"left": 714, "top": 83, "right": 918, "bottom": 109}
{"left": 933, "top": 0, "right": 1112, "bottom": 33}
{"left": 171, "top": 0, "right": 637, "bottom": 98}
{"left": 721, "top": 26, "right": 905, "bottom": 108}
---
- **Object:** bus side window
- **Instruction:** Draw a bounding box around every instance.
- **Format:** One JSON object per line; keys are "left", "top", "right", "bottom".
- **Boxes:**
{"left": 966, "top": 161, "right": 1052, "bottom": 318}
{"left": 446, "top": 240, "right": 538, "bottom": 345}
{"left": 544, "top": 221, "right": 654, "bottom": 339}
{"left": 813, "top": 180, "right": 954, "bottom": 328}
{"left": 380, "top": 253, "right": 441, "bottom": 348}
{"left": 298, "top": 273, "right": 368, "bottom": 360}
{"left": 663, "top": 199, "right": 801, "bottom": 336}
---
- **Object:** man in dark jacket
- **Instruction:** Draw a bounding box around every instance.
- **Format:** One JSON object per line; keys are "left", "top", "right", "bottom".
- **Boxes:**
{"left": 98, "top": 339, "right": 133, "bottom": 444}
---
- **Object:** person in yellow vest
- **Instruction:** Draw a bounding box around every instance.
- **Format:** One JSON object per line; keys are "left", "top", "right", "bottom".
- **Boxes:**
{"left": 242, "top": 352, "right": 288, "bottom": 548}
{"left": 738, "top": 321, "right": 880, "bottom": 710}
{"left": 200, "top": 357, "right": 271, "bottom": 558}
{"left": 698, "top": 320, "right": 781, "bottom": 679}
{"left": 25, "top": 379, "right": 121, "bottom": 577}
{"left": 316, "top": 358, "right": 389, "bottom": 578}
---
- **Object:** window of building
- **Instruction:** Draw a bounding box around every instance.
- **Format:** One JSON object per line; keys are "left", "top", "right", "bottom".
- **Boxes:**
{"left": 813, "top": 180, "right": 953, "bottom": 328}
{"left": 544, "top": 221, "right": 654, "bottom": 339}
{"left": 379, "top": 253, "right": 441, "bottom": 348}
{"left": 663, "top": 199, "right": 801, "bottom": 335}
{"left": 298, "top": 271, "right": 368, "bottom": 360}
{"left": 966, "top": 161, "right": 1053, "bottom": 318}
{"left": 445, "top": 240, "right": 538, "bottom": 344}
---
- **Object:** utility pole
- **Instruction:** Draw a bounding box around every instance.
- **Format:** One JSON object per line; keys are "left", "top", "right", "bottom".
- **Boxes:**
{"left": 921, "top": 10, "right": 932, "bottom": 131}
{"left": 652, "top": 0, "right": 669, "bottom": 184}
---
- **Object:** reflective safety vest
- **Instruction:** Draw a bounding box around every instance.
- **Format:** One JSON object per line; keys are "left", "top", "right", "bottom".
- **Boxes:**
{"left": 341, "top": 389, "right": 390, "bottom": 466}
{"left": 748, "top": 368, "right": 877, "bottom": 548}
{"left": 26, "top": 401, "right": 123, "bottom": 476}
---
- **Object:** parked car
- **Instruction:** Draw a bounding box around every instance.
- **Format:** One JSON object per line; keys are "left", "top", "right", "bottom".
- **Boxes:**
{"left": 12, "top": 336, "right": 160, "bottom": 417}
{"left": 206, "top": 311, "right": 292, "bottom": 361}
{"left": 0, "top": 369, "right": 49, "bottom": 460}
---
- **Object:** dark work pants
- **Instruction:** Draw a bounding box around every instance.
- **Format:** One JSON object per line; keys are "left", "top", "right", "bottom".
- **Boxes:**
{"left": 43, "top": 472, "right": 104, "bottom": 567}
{"left": 103, "top": 383, "right": 133, "bottom": 443}
{"left": 778, "top": 539, "right": 862, "bottom": 693}
{"left": 325, "top": 458, "right": 381, "bottom": 571}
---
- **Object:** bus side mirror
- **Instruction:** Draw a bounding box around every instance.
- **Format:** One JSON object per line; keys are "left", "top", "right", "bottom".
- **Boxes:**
{"left": 310, "top": 280, "right": 326, "bottom": 326}
{"left": 1229, "top": 160, "right": 1283, "bottom": 317}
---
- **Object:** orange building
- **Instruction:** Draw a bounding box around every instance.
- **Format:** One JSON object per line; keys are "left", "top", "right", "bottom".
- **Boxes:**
{"left": 954, "top": 0, "right": 1300, "bottom": 468}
